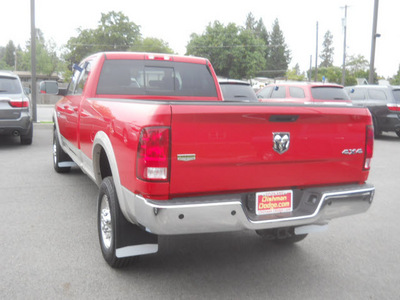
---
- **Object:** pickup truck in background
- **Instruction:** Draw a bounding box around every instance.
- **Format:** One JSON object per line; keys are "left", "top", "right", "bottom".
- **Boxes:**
{"left": 47, "top": 52, "right": 375, "bottom": 268}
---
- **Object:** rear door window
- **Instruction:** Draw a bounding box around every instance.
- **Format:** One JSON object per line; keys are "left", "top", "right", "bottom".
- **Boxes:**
{"left": 270, "top": 86, "right": 286, "bottom": 98}
{"left": 347, "top": 88, "right": 365, "bottom": 100}
{"left": 368, "top": 89, "right": 387, "bottom": 102}
{"left": 257, "top": 86, "right": 273, "bottom": 98}
{"left": 392, "top": 89, "right": 400, "bottom": 103}
{"left": 289, "top": 87, "right": 305, "bottom": 98}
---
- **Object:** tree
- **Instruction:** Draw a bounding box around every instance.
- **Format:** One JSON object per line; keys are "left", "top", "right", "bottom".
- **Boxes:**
{"left": 64, "top": 11, "right": 142, "bottom": 66}
{"left": 319, "top": 31, "right": 334, "bottom": 68}
{"left": 186, "top": 21, "right": 266, "bottom": 79}
{"left": 96, "top": 11, "right": 141, "bottom": 50}
{"left": 346, "top": 54, "right": 369, "bottom": 80}
{"left": 390, "top": 64, "right": 400, "bottom": 85}
{"left": 131, "top": 37, "right": 173, "bottom": 53}
{"left": 310, "top": 66, "right": 357, "bottom": 85}
{"left": 286, "top": 64, "right": 306, "bottom": 81}
{"left": 265, "top": 19, "right": 291, "bottom": 78}
{"left": 245, "top": 13, "right": 269, "bottom": 66}
{"left": 4, "top": 40, "right": 16, "bottom": 68}
{"left": 17, "top": 29, "right": 61, "bottom": 76}
{"left": 232, "top": 28, "right": 267, "bottom": 79}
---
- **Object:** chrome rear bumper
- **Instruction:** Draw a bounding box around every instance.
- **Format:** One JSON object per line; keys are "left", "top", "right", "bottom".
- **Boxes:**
{"left": 123, "top": 183, "right": 374, "bottom": 235}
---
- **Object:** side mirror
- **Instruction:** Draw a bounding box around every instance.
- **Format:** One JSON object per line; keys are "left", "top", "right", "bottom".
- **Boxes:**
{"left": 39, "top": 81, "right": 59, "bottom": 95}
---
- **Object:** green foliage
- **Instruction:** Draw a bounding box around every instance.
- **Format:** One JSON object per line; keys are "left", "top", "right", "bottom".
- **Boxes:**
{"left": 131, "top": 37, "right": 174, "bottom": 54}
{"left": 347, "top": 54, "right": 369, "bottom": 73}
{"left": 319, "top": 31, "right": 334, "bottom": 68}
{"left": 2, "top": 10, "right": 394, "bottom": 85}
{"left": 245, "top": 13, "right": 269, "bottom": 66}
{"left": 286, "top": 64, "right": 306, "bottom": 81}
{"left": 17, "top": 30, "right": 60, "bottom": 76}
{"left": 4, "top": 40, "right": 16, "bottom": 67}
{"left": 0, "top": 29, "right": 61, "bottom": 76}
{"left": 390, "top": 65, "right": 400, "bottom": 85}
{"left": 186, "top": 21, "right": 266, "bottom": 79}
{"left": 64, "top": 11, "right": 142, "bottom": 67}
{"left": 265, "top": 19, "right": 291, "bottom": 78}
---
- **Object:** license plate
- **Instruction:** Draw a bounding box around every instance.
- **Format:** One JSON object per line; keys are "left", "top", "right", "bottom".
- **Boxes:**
{"left": 256, "top": 190, "right": 293, "bottom": 215}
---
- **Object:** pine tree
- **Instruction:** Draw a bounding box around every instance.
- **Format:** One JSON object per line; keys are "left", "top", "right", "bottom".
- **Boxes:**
{"left": 266, "top": 19, "right": 291, "bottom": 78}
{"left": 245, "top": 13, "right": 269, "bottom": 69}
{"left": 319, "top": 31, "right": 334, "bottom": 68}
{"left": 4, "top": 40, "right": 16, "bottom": 68}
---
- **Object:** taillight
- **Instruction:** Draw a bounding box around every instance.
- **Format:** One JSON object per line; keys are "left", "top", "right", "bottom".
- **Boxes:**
{"left": 137, "top": 127, "right": 170, "bottom": 181}
{"left": 9, "top": 99, "right": 29, "bottom": 108}
{"left": 387, "top": 103, "right": 400, "bottom": 112}
{"left": 364, "top": 125, "right": 374, "bottom": 170}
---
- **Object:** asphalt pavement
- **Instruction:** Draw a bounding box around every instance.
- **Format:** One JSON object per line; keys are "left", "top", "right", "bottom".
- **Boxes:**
{"left": 1, "top": 125, "right": 400, "bottom": 299}
{"left": 36, "top": 104, "right": 54, "bottom": 123}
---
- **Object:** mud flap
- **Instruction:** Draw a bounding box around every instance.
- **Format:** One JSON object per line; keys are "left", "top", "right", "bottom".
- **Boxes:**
{"left": 115, "top": 214, "right": 158, "bottom": 258}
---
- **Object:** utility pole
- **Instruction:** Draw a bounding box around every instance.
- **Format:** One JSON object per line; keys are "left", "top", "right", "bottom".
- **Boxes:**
{"left": 341, "top": 5, "right": 348, "bottom": 86}
{"left": 369, "top": 0, "right": 379, "bottom": 84}
{"left": 315, "top": 22, "right": 318, "bottom": 82}
{"left": 30, "top": 0, "right": 37, "bottom": 122}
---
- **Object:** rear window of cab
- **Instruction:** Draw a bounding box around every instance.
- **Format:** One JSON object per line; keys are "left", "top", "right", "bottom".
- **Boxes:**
{"left": 97, "top": 59, "right": 217, "bottom": 97}
{"left": 311, "top": 87, "right": 350, "bottom": 100}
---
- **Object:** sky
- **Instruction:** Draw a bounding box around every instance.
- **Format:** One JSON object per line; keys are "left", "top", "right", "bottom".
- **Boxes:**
{"left": 1, "top": 0, "right": 399, "bottom": 78}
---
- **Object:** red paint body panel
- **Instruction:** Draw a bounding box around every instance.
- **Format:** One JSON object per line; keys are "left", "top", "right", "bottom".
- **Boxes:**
{"left": 169, "top": 104, "right": 371, "bottom": 197}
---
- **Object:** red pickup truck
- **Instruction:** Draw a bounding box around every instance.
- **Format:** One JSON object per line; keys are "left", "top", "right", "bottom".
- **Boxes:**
{"left": 49, "top": 52, "right": 375, "bottom": 268}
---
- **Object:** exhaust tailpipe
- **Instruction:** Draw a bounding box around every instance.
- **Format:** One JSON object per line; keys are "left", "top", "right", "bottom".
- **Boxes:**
{"left": 12, "top": 130, "right": 20, "bottom": 136}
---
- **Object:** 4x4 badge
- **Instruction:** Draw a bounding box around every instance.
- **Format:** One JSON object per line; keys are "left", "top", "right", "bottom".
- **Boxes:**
{"left": 273, "top": 132, "right": 290, "bottom": 154}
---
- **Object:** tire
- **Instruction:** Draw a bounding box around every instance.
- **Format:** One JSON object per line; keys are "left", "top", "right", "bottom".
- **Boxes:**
{"left": 395, "top": 129, "right": 400, "bottom": 138}
{"left": 20, "top": 124, "right": 33, "bottom": 145}
{"left": 97, "top": 177, "right": 135, "bottom": 268}
{"left": 53, "top": 127, "right": 71, "bottom": 173}
{"left": 256, "top": 228, "right": 308, "bottom": 244}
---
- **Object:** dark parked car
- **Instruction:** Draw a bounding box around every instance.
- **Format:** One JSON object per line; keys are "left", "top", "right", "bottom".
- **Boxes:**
{"left": 219, "top": 79, "right": 258, "bottom": 102}
{"left": 0, "top": 71, "right": 33, "bottom": 144}
{"left": 345, "top": 85, "right": 400, "bottom": 138}
{"left": 257, "top": 82, "right": 352, "bottom": 105}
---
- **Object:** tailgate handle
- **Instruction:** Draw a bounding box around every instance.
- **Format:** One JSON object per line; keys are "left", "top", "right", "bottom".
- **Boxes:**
{"left": 269, "top": 115, "right": 299, "bottom": 122}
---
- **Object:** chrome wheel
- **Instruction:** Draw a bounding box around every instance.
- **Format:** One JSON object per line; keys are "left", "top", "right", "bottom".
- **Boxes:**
{"left": 100, "top": 194, "right": 112, "bottom": 249}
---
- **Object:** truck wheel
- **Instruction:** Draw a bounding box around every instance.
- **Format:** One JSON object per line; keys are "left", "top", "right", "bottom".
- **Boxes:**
{"left": 53, "top": 127, "right": 71, "bottom": 173}
{"left": 20, "top": 124, "right": 33, "bottom": 145}
{"left": 256, "top": 228, "right": 307, "bottom": 243}
{"left": 97, "top": 177, "right": 134, "bottom": 268}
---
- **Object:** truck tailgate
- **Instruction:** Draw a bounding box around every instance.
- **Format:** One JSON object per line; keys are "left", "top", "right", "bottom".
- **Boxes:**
{"left": 169, "top": 103, "right": 371, "bottom": 196}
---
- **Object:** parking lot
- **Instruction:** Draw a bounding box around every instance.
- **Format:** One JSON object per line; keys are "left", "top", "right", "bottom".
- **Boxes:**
{"left": 1, "top": 123, "right": 400, "bottom": 299}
